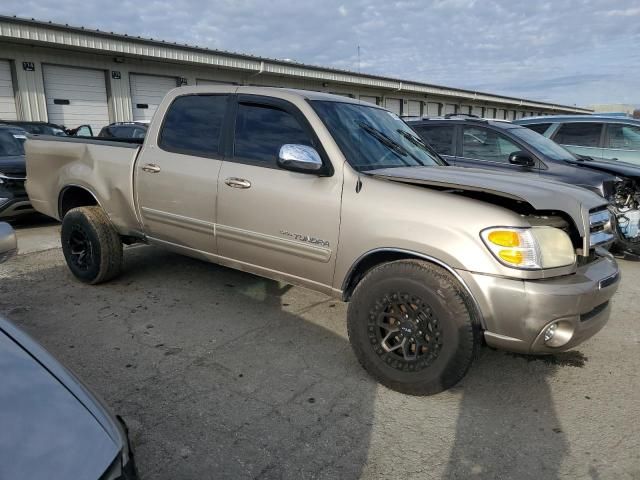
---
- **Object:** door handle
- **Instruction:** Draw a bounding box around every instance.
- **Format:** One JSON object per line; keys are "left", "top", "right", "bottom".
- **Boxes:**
{"left": 225, "top": 177, "right": 251, "bottom": 189}
{"left": 142, "top": 163, "right": 161, "bottom": 173}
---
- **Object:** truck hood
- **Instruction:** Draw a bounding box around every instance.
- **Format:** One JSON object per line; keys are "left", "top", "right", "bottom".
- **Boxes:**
{"left": 365, "top": 166, "right": 608, "bottom": 237}
{"left": 0, "top": 317, "right": 121, "bottom": 479}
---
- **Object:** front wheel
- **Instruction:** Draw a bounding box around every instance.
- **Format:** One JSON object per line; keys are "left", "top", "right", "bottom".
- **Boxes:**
{"left": 347, "top": 259, "right": 479, "bottom": 395}
{"left": 61, "top": 206, "right": 123, "bottom": 284}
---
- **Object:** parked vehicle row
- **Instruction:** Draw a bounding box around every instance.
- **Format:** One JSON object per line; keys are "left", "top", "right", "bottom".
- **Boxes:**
{"left": 0, "top": 125, "right": 32, "bottom": 219}
{"left": 24, "top": 86, "right": 620, "bottom": 395}
{"left": 0, "top": 222, "right": 138, "bottom": 479}
{"left": 408, "top": 115, "right": 640, "bottom": 255}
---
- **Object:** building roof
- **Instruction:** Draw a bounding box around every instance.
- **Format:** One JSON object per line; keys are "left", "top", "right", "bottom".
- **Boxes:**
{"left": 0, "top": 14, "right": 591, "bottom": 113}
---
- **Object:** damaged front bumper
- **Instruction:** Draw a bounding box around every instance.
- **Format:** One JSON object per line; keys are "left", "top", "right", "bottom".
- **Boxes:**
{"left": 457, "top": 252, "right": 620, "bottom": 354}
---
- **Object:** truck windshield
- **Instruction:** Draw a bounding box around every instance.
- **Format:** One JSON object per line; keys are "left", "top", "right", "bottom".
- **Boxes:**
{"left": 510, "top": 126, "right": 576, "bottom": 161}
{"left": 311, "top": 100, "right": 444, "bottom": 171}
{"left": 0, "top": 131, "right": 25, "bottom": 156}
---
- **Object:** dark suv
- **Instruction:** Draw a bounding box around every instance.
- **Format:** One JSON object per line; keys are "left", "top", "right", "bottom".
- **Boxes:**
{"left": 407, "top": 115, "right": 640, "bottom": 254}
{"left": 515, "top": 115, "right": 640, "bottom": 166}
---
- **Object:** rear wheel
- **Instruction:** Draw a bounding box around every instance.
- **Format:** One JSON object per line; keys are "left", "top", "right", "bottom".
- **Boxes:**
{"left": 61, "top": 206, "right": 123, "bottom": 284}
{"left": 347, "top": 259, "right": 479, "bottom": 395}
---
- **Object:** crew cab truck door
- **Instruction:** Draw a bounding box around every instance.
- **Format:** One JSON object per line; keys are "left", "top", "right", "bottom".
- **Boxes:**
{"left": 216, "top": 95, "right": 342, "bottom": 289}
{"left": 135, "top": 93, "right": 230, "bottom": 253}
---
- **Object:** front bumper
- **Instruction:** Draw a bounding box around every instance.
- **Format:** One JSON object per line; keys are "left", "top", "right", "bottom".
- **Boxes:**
{"left": 457, "top": 254, "right": 620, "bottom": 354}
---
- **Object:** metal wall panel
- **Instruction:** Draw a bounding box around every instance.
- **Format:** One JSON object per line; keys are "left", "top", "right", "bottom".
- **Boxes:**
{"left": 385, "top": 98, "right": 402, "bottom": 115}
{"left": 426, "top": 102, "right": 441, "bottom": 117}
{"left": 42, "top": 64, "right": 110, "bottom": 131}
{"left": 407, "top": 100, "right": 421, "bottom": 117}
{"left": 0, "top": 60, "right": 17, "bottom": 120}
{"left": 359, "top": 95, "right": 378, "bottom": 105}
{"left": 130, "top": 73, "right": 177, "bottom": 122}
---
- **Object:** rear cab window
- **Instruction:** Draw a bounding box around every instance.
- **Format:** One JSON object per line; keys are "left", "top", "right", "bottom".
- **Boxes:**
{"left": 159, "top": 94, "right": 228, "bottom": 157}
{"left": 412, "top": 125, "right": 455, "bottom": 156}
{"left": 552, "top": 122, "right": 603, "bottom": 147}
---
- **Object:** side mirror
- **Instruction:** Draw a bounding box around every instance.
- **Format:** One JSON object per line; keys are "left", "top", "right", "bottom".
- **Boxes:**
{"left": 0, "top": 222, "right": 17, "bottom": 264}
{"left": 277, "top": 144, "right": 323, "bottom": 174}
{"left": 508, "top": 151, "right": 535, "bottom": 167}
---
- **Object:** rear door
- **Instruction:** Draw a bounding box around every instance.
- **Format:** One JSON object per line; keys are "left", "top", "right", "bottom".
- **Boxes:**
{"left": 216, "top": 95, "right": 342, "bottom": 288}
{"left": 135, "top": 93, "right": 230, "bottom": 253}
{"left": 550, "top": 122, "right": 604, "bottom": 159}
{"left": 603, "top": 123, "right": 640, "bottom": 165}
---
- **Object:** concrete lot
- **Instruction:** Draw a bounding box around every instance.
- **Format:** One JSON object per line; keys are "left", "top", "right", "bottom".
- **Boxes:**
{"left": 1, "top": 223, "right": 639, "bottom": 480}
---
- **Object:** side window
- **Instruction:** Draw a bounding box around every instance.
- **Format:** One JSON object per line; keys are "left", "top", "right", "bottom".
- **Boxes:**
{"left": 234, "top": 103, "right": 313, "bottom": 164}
{"left": 524, "top": 123, "right": 552, "bottom": 135}
{"left": 553, "top": 122, "right": 602, "bottom": 147}
{"left": 606, "top": 124, "right": 640, "bottom": 150}
{"left": 462, "top": 127, "right": 521, "bottom": 163}
{"left": 159, "top": 95, "right": 228, "bottom": 156}
{"left": 413, "top": 125, "right": 455, "bottom": 156}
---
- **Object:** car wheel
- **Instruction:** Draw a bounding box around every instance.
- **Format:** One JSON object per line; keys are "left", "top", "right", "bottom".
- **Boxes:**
{"left": 61, "top": 206, "right": 123, "bottom": 284}
{"left": 347, "top": 259, "right": 480, "bottom": 395}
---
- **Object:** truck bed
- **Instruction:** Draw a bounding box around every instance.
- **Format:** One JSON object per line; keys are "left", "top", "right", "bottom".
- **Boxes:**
{"left": 25, "top": 135, "right": 143, "bottom": 235}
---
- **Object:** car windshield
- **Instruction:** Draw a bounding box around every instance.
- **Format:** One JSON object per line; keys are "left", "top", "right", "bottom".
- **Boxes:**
{"left": 510, "top": 126, "right": 576, "bottom": 161}
{"left": 311, "top": 100, "right": 444, "bottom": 171}
{"left": 0, "top": 130, "right": 25, "bottom": 156}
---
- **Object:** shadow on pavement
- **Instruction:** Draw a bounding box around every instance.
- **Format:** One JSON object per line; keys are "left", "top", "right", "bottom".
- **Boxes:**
{"left": 1, "top": 246, "right": 376, "bottom": 479}
{"left": 444, "top": 348, "right": 572, "bottom": 479}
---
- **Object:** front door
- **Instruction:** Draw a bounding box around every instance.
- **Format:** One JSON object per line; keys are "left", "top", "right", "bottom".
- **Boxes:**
{"left": 216, "top": 95, "right": 343, "bottom": 289}
{"left": 455, "top": 125, "right": 539, "bottom": 175}
{"left": 136, "top": 93, "right": 230, "bottom": 253}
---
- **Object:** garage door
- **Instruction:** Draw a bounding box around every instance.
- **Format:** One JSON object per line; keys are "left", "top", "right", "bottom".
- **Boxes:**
{"left": 43, "top": 65, "right": 110, "bottom": 132}
{"left": 444, "top": 104, "right": 456, "bottom": 115}
{"left": 359, "top": 95, "right": 378, "bottom": 105}
{"left": 407, "top": 100, "right": 422, "bottom": 117}
{"left": 426, "top": 102, "right": 440, "bottom": 117}
{"left": 0, "top": 60, "right": 17, "bottom": 121}
{"left": 130, "top": 74, "right": 178, "bottom": 122}
{"left": 472, "top": 106, "right": 483, "bottom": 117}
{"left": 496, "top": 109, "right": 506, "bottom": 119}
{"left": 385, "top": 98, "right": 402, "bottom": 115}
{"left": 485, "top": 108, "right": 496, "bottom": 118}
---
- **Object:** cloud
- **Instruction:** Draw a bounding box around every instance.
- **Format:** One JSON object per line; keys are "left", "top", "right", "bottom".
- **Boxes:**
{"left": 1, "top": 0, "right": 639, "bottom": 106}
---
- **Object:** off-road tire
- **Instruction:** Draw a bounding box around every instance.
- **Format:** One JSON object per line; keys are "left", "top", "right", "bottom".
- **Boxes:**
{"left": 61, "top": 206, "right": 123, "bottom": 284}
{"left": 347, "top": 259, "right": 480, "bottom": 396}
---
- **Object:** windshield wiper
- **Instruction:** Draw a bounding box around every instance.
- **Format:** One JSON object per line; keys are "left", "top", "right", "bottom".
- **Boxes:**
{"left": 357, "top": 122, "right": 427, "bottom": 166}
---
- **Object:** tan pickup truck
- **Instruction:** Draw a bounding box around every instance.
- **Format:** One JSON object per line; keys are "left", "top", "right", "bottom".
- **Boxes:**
{"left": 25, "top": 86, "right": 620, "bottom": 395}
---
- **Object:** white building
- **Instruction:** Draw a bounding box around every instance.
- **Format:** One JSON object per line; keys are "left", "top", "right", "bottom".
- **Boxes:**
{"left": 0, "top": 15, "right": 592, "bottom": 132}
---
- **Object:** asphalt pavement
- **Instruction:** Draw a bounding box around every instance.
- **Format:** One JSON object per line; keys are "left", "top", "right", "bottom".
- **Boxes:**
{"left": 1, "top": 224, "right": 638, "bottom": 479}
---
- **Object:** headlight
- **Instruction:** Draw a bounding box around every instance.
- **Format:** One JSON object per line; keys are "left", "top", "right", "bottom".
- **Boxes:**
{"left": 481, "top": 227, "right": 575, "bottom": 270}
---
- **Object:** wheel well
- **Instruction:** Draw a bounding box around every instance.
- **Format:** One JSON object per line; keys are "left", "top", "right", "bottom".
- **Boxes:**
{"left": 342, "top": 249, "right": 485, "bottom": 329}
{"left": 58, "top": 186, "right": 98, "bottom": 218}
{"left": 342, "top": 250, "right": 426, "bottom": 301}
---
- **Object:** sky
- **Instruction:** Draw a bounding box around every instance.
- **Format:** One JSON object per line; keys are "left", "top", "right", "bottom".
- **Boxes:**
{"left": 3, "top": 0, "right": 639, "bottom": 108}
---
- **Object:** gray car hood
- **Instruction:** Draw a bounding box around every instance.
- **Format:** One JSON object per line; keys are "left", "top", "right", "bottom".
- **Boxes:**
{"left": 0, "top": 318, "right": 120, "bottom": 479}
{"left": 366, "top": 166, "right": 608, "bottom": 237}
